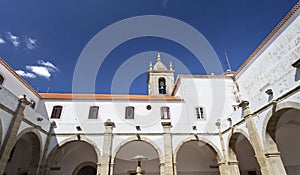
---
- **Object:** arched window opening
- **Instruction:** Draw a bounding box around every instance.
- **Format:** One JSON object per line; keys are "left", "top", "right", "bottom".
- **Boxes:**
{"left": 158, "top": 77, "right": 166, "bottom": 94}
{"left": 161, "top": 107, "right": 170, "bottom": 119}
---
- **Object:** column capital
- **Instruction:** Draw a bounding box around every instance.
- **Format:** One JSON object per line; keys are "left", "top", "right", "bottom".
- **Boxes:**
{"left": 228, "top": 161, "right": 239, "bottom": 165}
{"left": 104, "top": 119, "right": 115, "bottom": 128}
{"left": 239, "top": 100, "right": 252, "bottom": 117}
{"left": 161, "top": 121, "right": 172, "bottom": 127}
{"left": 238, "top": 100, "right": 249, "bottom": 110}
{"left": 265, "top": 152, "right": 281, "bottom": 158}
{"left": 18, "top": 94, "right": 31, "bottom": 105}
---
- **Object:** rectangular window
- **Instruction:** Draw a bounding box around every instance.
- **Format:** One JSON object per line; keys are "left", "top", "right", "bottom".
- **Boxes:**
{"left": 161, "top": 107, "right": 170, "bottom": 119}
{"left": 196, "top": 107, "right": 205, "bottom": 119}
{"left": 51, "top": 106, "right": 63, "bottom": 119}
{"left": 125, "top": 106, "right": 134, "bottom": 119}
{"left": 88, "top": 106, "right": 99, "bottom": 119}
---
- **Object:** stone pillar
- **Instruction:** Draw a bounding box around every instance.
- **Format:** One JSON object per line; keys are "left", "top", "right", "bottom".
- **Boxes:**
{"left": 218, "top": 162, "right": 228, "bottom": 175}
{"left": 38, "top": 121, "right": 56, "bottom": 175}
{"left": 173, "top": 161, "right": 177, "bottom": 175}
{"left": 216, "top": 120, "right": 241, "bottom": 175}
{"left": 239, "top": 101, "right": 280, "bottom": 175}
{"left": 161, "top": 122, "right": 174, "bottom": 175}
{"left": 99, "top": 120, "right": 115, "bottom": 175}
{"left": 265, "top": 152, "right": 287, "bottom": 175}
{"left": 215, "top": 120, "right": 231, "bottom": 175}
{"left": 109, "top": 163, "right": 114, "bottom": 175}
{"left": 227, "top": 161, "right": 240, "bottom": 175}
{"left": 264, "top": 130, "right": 287, "bottom": 175}
{"left": 0, "top": 95, "right": 30, "bottom": 175}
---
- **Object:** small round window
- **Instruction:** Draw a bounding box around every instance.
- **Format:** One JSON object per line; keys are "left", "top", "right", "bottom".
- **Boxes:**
{"left": 146, "top": 105, "right": 152, "bottom": 110}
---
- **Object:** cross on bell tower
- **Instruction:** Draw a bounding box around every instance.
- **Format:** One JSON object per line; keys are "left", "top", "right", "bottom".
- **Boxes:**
{"left": 147, "top": 53, "right": 175, "bottom": 96}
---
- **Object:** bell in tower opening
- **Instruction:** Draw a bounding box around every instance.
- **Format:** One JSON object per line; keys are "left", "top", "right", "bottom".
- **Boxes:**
{"left": 158, "top": 77, "right": 166, "bottom": 94}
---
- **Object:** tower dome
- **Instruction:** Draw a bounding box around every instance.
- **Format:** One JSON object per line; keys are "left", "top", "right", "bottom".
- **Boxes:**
{"left": 153, "top": 53, "right": 167, "bottom": 71}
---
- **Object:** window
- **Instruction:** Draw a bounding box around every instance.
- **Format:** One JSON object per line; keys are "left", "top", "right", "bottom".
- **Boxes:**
{"left": 161, "top": 107, "right": 170, "bottom": 119}
{"left": 88, "top": 106, "right": 99, "bottom": 119}
{"left": 196, "top": 107, "right": 205, "bottom": 119}
{"left": 30, "top": 100, "right": 36, "bottom": 109}
{"left": 50, "top": 106, "right": 63, "bottom": 119}
{"left": 158, "top": 77, "right": 166, "bottom": 94}
{"left": 125, "top": 106, "right": 134, "bottom": 119}
{"left": 0, "top": 74, "right": 4, "bottom": 85}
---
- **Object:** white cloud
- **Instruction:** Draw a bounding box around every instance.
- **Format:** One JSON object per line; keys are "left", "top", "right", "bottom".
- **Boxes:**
{"left": 26, "top": 65, "right": 52, "bottom": 79}
{"left": 0, "top": 35, "right": 5, "bottom": 44}
{"left": 6, "top": 32, "right": 20, "bottom": 47}
{"left": 37, "top": 60, "right": 58, "bottom": 70}
{"left": 16, "top": 60, "right": 58, "bottom": 79}
{"left": 25, "top": 36, "right": 38, "bottom": 50}
{"left": 15, "top": 70, "right": 37, "bottom": 78}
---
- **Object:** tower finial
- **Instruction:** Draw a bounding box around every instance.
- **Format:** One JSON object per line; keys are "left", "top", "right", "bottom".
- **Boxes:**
{"left": 169, "top": 61, "right": 173, "bottom": 70}
{"left": 157, "top": 52, "right": 161, "bottom": 61}
{"left": 149, "top": 61, "right": 153, "bottom": 70}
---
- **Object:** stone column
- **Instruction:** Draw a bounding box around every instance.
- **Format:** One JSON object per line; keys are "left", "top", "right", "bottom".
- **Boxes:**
{"left": 109, "top": 163, "right": 114, "bottom": 175}
{"left": 161, "top": 122, "right": 174, "bottom": 175}
{"left": 227, "top": 161, "right": 240, "bottom": 175}
{"left": 265, "top": 152, "right": 287, "bottom": 175}
{"left": 0, "top": 95, "right": 30, "bottom": 175}
{"left": 215, "top": 120, "right": 230, "bottom": 175}
{"left": 239, "top": 101, "right": 276, "bottom": 175}
{"left": 215, "top": 120, "right": 238, "bottom": 175}
{"left": 38, "top": 121, "right": 56, "bottom": 175}
{"left": 99, "top": 120, "right": 115, "bottom": 175}
{"left": 173, "top": 161, "right": 177, "bottom": 175}
{"left": 218, "top": 162, "right": 228, "bottom": 175}
{"left": 264, "top": 133, "right": 287, "bottom": 175}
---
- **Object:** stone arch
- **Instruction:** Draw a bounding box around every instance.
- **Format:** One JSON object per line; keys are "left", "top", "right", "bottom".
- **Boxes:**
{"left": 44, "top": 135, "right": 101, "bottom": 175}
{"left": 72, "top": 161, "right": 97, "bottom": 175}
{"left": 174, "top": 136, "right": 223, "bottom": 175}
{"left": 262, "top": 101, "right": 300, "bottom": 147}
{"left": 4, "top": 127, "right": 42, "bottom": 175}
{"left": 262, "top": 101, "right": 300, "bottom": 174}
{"left": 227, "top": 128, "right": 261, "bottom": 174}
{"left": 112, "top": 136, "right": 163, "bottom": 175}
{"left": 174, "top": 135, "right": 223, "bottom": 163}
{"left": 227, "top": 128, "right": 250, "bottom": 160}
{"left": 15, "top": 127, "right": 43, "bottom": 151}
{"left": 112, "top": 136, "right": 164, "bottom": 164}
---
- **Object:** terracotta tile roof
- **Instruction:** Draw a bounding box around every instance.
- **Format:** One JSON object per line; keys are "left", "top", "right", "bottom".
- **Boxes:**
{"left": 39, "top": 93, "right": 182, "bottom": 101}
{"left": 234, "top": 1, "right": 300, "bottom": 78}
{"left": 0, "top": 57, "right": 41, "bottom": 98}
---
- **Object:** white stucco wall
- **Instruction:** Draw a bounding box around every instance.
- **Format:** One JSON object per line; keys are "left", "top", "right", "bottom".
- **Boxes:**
{"left": 236, "top": 11, "right": 300, "bottom": 112}
{"left": 0, "top": 61, "right": 40, "bottom": 107}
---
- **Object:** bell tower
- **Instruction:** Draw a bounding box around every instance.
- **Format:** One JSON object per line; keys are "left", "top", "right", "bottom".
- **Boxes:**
{"left": 147, "top": 53, "right": 175, "bottom": 96}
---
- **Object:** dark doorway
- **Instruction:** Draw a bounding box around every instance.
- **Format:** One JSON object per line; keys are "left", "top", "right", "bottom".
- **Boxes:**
{"left": 77, "top": 166, "right": 96, "bottom": 175}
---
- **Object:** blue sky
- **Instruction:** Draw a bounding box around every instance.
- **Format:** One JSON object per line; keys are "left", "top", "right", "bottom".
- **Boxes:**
{"left": 0, "top": 0, "right": 298, "bottom": 94}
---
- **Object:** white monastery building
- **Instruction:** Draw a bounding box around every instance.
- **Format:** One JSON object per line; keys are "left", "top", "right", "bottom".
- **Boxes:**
{"left": 0, "top": 2, "right": 300, "bottom": 175}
